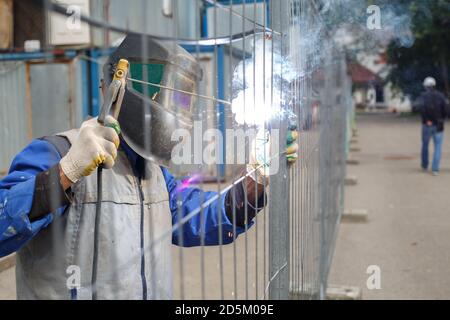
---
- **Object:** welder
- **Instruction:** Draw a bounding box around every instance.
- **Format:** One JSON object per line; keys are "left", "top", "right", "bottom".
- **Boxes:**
{"left": 0, "top": 34, "right": 298, "bottom": 300}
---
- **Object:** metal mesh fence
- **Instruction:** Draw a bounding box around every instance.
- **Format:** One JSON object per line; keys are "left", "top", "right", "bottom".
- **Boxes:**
{"left": 0, "top": 0, "right": 353, "bottom": 300}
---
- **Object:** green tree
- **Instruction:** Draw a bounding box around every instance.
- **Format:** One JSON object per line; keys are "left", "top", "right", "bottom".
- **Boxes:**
{"left": 386, "top": 0, "right": 450, "bottom": 99}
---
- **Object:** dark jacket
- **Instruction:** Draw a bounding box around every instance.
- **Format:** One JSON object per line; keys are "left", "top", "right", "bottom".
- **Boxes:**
{"left": 413, "top": 89, "right": 449, "bottom": 132}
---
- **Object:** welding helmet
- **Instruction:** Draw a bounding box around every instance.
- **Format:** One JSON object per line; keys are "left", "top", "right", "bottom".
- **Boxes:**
{"left": 103, "top": 34, "right": 203, "bottom": 167}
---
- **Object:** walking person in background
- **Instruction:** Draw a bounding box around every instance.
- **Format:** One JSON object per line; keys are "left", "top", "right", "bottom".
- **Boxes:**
{"left": 413, "top": 77, "right": 449, "bottom": 176}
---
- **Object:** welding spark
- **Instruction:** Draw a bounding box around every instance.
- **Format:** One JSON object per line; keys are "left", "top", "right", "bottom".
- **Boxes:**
{"left": 176, "top": 174, "right": 203, "bottom": 193}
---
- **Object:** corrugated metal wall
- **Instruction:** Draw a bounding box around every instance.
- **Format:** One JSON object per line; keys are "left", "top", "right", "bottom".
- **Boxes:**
{"left": 0, "top": 61, "right": 28, "bottom": 174}
{"left": 30, "top": 63, "right": 75, "bottom": 138}
{"left": 205, "top": 2, "right": 266, "bottom": 38}
{"left": 90, "top": 0, "right": 199, "bottom": 47}
{"left": 0, "top": 59, "right": 85, "bottom": 173}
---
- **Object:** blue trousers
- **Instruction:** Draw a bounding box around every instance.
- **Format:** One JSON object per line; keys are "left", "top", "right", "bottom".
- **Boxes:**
{"left": 421, "top": 125, "right": 444, "bottom": 172}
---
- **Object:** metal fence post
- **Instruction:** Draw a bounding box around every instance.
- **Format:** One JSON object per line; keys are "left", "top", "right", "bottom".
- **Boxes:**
{"left": 268, "top": 0, "right": 290, "bottom": 300}
{"left": 269, "top": 119, "right": 289, "bottom": 300}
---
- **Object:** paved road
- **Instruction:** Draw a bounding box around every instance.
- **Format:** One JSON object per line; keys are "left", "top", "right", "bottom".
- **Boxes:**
{"left": 0, "top": 267, "right": 15, "bottom": 300}
{"left": 328, "top": 113, "right": 450, "bottom": 299}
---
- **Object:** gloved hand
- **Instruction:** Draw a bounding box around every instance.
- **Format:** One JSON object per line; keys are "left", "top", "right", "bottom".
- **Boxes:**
{"left": 60, "top": 116, "right": 121, "bottom": 183}
{"left": 286, "top": 124, "right": 299, "bottom": 163}
{"left": 247, "top": 125, "right": 299, "bottom": 185}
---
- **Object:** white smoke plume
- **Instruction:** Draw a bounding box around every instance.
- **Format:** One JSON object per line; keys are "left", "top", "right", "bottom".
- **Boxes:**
{"left": 231, "top": 37, "right": 297, "bottom": 128}
{"left": 230, "top": 1, "right": 416, "bottom": 128}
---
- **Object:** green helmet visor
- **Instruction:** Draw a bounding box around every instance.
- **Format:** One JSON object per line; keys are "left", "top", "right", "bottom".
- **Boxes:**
{"left": 129, "top": 62, "right": 194, "bottom": 113}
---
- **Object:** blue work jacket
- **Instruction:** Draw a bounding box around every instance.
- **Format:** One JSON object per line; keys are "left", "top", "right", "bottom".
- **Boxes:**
{"left": 0, "top": 139, "right": 259, "bottom": 257}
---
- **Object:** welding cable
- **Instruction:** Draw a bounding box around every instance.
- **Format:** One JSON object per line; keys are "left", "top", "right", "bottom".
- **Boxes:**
{"left": 91, "top": 166, "right": 103, "bottom": 300}
{"left": 32, "top": 0, "right": 275, "bottom": 46}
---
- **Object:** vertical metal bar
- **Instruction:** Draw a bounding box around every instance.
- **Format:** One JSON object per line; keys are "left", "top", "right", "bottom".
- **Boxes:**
{"left": 217, "top": 45, "right": 226, "bottom": 178}
{"left": 196, "top": 0, "right": 207, "bottom": 301}
{"left": 226, "top": 0, "right": 239, "bottom": 301}
{"left": 252, "top": 0, "right": 258, "bottom": 300}
{"left": 67, "top": 61, "right": 76, "bottom": 128}
{"left": 268, "top": 0, "right": 290, "bottom": 300}
{"left": 262, "top": 0, "right": 269, "bottom": 300}
{"left": 291, "top": 0, "right": 300, "bottom": 296}
{"left": 269, "top": 0, "right": 275, "bottom": 299}
{"left": 102, "top": 0, "right": 110, "bottom": 47}
{"left": 171, "top": 0, "right": 186, "bottom": 301}
{"left": 241, "top": 0, "right": 249, "bottom": 301}
{"left": 140, "top": 0, "right": 154, "bottom": 300}
{"left": 318, "top": 46, "right": 331, "bottom": 300}
{"left": 80, "top": 59, "right": 90, "bottom": 119}
{"left": 213, "top": 0, "right": 225, "bottom": 300}
{"left": 24, "top": 63, "right": 33, "bottom": 139}
{"left": 290, "top": 1, "right": 296, "bottom": 299}
{"left": 89, "top": 49, "right": 100, "bottom": 116}
{"left": 298, "top": 0, "right": 304, "bottom": 298}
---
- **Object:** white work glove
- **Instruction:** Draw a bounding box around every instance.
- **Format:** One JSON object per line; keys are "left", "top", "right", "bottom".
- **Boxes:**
{"left": 247, "top": 126, "right": 299, "bottom": 185}
{"left": 60, "top": 116, "right": 121, "bottom": 183}
{"left": 247, "top": 129, "right": 271, "bottom": 185}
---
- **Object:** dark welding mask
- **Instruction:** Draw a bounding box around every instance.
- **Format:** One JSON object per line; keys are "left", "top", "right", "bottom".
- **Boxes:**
{"left": 103, "top": 34, "right": 203, "bottom": 167}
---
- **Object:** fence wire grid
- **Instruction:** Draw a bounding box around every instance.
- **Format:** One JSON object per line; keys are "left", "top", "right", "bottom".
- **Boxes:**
{"left": 0, "top": 0, "right": 353, "bottom": 300}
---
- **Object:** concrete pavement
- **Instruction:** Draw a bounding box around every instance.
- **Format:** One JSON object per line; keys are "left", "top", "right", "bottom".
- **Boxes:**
{"left": 328, "top": 113, "right": 450, "bottom": 299}
{"left": 0, "top": 267, "right": 15, "bottom": 300}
